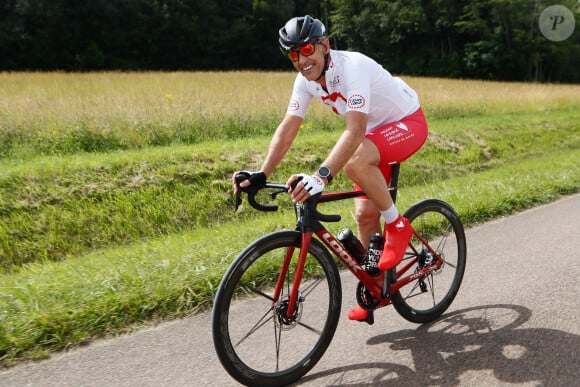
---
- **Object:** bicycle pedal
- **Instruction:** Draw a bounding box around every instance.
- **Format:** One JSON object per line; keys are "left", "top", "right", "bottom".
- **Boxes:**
{"left": 364, "top": 310, "right": 374, "bottom": 325}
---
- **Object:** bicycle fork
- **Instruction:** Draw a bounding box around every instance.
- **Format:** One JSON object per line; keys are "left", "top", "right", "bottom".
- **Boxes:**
{"left": 272, "top": 232, "right": 312, "bottom": 319}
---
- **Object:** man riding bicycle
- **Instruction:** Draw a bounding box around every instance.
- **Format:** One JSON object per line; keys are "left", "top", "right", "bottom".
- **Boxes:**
{"left": 234, "top": 15, "right": 428, "bottom": 322}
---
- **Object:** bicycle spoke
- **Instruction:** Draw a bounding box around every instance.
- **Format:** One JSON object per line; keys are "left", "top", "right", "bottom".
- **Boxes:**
{"left": 428, "top": 274, "right": 436, "bottom": 306}
{"left": 247, "top": 285, "right": 275, "bottom": 302}
{"left": 401, "top": 290, "right": 428, "bottom": 301}
{"left": 402, "top": 278, "right": 422, "bottom": 299}
{"left": 435, "top": 224, "right": 452, "bottom": 251}
{"left": 274, "top": 318, "right": 282, "bottom": 372}
{"left": 445, "top": 261, "right": 458, "bottom": 269}
{"left": 235, "top": 306, "right": 274, "bottom": 348}
{"left": 301, "top": 277, "right": 324, "bottom": 299}
{"left": 298, "top": 321, "right": 322, "bottom": 335}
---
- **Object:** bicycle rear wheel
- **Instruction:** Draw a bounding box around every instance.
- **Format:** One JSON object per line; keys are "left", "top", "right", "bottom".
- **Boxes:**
{"left": 388, "top": 199, "right": 466, "bottom": 324}
{"left": 212, "top": 230, "right": 341, "bottom": 386}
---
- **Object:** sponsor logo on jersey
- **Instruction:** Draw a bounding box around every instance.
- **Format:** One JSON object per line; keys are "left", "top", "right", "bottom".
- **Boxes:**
{"left": 347, "top": 94, "right": 365, "bottom": 109}
{"left": 330, "top": 75, "right": 341, "bottom": 87}
{"left": 288, "top": 99, "right": 300, "bottom": 111}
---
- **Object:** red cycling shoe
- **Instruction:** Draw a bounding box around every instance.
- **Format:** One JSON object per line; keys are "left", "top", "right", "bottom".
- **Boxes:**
{"left": 378, "top": 216, "right": 413, "bottom": 271}
{"left": 348, "top": 305, "right": 369, "bottom": 321}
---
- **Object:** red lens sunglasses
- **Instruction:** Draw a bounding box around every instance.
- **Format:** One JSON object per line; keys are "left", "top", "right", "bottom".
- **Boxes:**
{"left": 285, "top": 42, "right": 318, "bottom": 61}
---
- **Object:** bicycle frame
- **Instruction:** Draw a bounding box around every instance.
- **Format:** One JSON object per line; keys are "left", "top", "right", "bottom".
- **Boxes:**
{"left": 235, "top": 164, "right": 444, "bottom": 320}
{"left": 276, "top": 196, "right": 444, "bottom": 319}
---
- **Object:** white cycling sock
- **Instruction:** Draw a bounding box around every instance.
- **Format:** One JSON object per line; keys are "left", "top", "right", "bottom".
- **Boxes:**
{"left": 380, "top": 204, "right": 399, "bottom": 224}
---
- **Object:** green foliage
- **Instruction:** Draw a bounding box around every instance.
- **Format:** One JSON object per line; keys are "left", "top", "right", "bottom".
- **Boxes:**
{"left": 456, "top": 0, "right": 580, "bottom": 81}
{"left": 1, "top": 1, "right": 579, "bottom": 81}
{"left": 0, "top": 0, "right": 295, "bottom": 71}
{"left": 329, "top": 0, "right": 579, "bottom": 81}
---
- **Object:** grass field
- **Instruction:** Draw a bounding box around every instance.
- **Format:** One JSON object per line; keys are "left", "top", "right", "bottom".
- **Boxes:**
{"left": 0, "top": 72, "right": 579, "bottom": 365}
{"left": 1, "top": 72, "right": 578, "bottom": 157}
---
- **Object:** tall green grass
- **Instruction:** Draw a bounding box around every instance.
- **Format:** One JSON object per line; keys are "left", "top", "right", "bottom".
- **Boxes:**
{"left": 1, "top": 149, "right": 578, "bottom": 364}
{"left": 1, "top": 108, "right": 578, "bottom": 270}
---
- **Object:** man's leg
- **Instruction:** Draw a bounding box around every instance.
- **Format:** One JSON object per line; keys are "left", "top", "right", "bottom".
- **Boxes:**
{"left": 344, "top": 138, "right": 392, "bottom": 211}
{"left": 344, "top": 139, "right": 412, "bottom": 270}
{"left": 361, "top": 109, "right": 428, "bottom": 271}
{"left": 354, "top": 198, "right": 381, "bottom": 249}
{"left": 344, "top": 140, "right": 411, "bottom": 322}
{"left": 344, "top": 109, "right": 428, "bottom": 321}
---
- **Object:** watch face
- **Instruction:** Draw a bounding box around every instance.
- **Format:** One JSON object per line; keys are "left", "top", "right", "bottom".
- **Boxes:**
{"left": 318, "top": 167, "right": 332, "bottom": 182}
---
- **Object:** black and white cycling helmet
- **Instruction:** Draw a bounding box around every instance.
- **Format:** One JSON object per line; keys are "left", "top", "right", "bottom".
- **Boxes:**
{"left": 279, "top": 15, "right": 327, "bottom": 51}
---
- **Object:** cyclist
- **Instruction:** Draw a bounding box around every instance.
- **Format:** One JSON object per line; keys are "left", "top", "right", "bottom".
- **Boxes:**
{"left": 234, "top": 15, "right": 428, "bottom": 322}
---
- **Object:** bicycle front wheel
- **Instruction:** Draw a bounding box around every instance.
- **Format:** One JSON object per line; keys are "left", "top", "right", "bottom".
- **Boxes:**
{"left": 389, "top": 199, "right": 467, "bottom": 324}
{"left": 212, "top": 230, "right": 341, "bottom": 386}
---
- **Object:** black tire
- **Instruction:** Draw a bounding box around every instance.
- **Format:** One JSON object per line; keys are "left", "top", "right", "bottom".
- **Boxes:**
{"left": 212, "top": 231, "right": 342, "bottom": 386}
{"left": 388, "top": 199, "right": 466, "bottom": 324}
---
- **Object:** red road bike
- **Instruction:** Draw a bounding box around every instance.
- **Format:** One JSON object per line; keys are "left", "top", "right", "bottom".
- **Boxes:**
{"left": 212, "top": 165, "right": 467, "bottom": 386}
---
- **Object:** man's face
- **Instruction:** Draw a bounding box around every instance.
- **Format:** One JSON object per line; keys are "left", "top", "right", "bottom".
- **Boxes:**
{"left": 289, "top": 39, "right": 329, "bottom": 81}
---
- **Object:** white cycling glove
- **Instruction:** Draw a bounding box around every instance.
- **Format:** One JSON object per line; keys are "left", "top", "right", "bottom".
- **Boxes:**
{"left": 296, "top": 173, "right": 325, "bottom": 196}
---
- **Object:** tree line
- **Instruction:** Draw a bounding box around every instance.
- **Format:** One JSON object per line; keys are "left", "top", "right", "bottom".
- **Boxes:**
{"left": 0, "top": 0, "right": 578, "bottom": 82}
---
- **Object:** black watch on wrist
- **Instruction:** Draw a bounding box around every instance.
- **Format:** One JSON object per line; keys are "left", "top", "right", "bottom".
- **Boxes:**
{"left": 318, "top": 166, "right": 333, "bottom": 184}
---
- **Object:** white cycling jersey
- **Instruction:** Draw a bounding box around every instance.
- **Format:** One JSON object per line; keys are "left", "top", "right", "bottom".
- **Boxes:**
{"left": 287, "top": 49, "right": 420, "bottom": 133}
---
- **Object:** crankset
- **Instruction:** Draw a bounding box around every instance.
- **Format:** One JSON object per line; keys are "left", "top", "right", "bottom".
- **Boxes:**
{"left": 355, "top": 281, "right": 380, "bottom": 310}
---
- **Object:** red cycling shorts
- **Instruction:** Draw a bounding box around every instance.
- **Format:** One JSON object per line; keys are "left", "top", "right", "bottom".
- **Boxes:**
{"left": 354, "top": 107, "right": 428, "bottom": 194}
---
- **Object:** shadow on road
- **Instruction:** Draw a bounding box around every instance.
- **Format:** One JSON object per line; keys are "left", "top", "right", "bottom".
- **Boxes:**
{"left": 296, "top": 304, "right": 579, "bottom": 386}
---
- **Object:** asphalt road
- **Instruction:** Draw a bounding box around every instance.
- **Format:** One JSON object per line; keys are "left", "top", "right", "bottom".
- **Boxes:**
{"left": 1, "top": 193, "right": 579, "bottom": 386}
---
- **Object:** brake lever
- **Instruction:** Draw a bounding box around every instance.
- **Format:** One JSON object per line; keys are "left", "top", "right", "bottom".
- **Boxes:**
{"left": 234, "top": 172, "right": 250, "bottom": 212}
{"left": 234, "top": 190, "right": 242, "bottom": 212}
{"left": 234, "top": 172, "right": 282, "bottom": 212}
